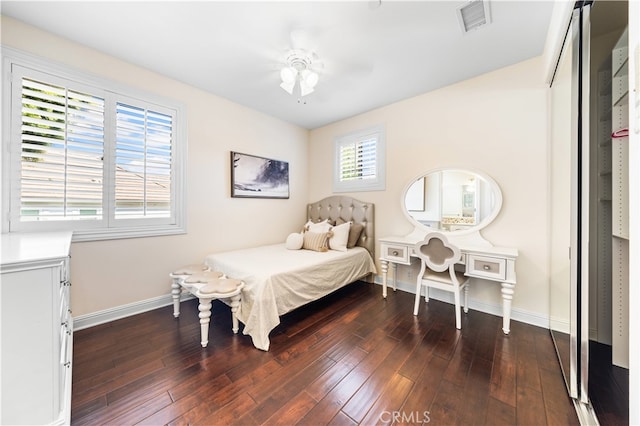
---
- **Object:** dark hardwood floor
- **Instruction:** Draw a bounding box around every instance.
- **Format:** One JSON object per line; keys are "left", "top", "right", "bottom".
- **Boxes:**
{"left": 550, "top": 331, "right": 629, "bottom": 425}
{"left": 589, "top": 341, "right": 629, "bottom": 426}
{"left": 71, "top": 282, "right": 580, "bottom": 425}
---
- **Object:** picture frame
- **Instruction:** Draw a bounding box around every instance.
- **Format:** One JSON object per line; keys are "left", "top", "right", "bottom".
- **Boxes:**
{"left": 230, "top": 151, "right": 290, "bottom": 199}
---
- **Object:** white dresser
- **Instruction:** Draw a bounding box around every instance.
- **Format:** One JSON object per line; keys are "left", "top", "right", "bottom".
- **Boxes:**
{"left": 1, "top": 231, "right": 73, "bottom": 425}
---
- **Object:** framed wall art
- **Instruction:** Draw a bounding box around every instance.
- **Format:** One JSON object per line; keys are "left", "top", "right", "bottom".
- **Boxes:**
{"left": 230, "top": 151, "right": 290, "bottom": 199}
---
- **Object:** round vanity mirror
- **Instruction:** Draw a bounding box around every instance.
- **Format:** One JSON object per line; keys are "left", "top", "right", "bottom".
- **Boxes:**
{"left": 402, "top": 168, "right": 502, "bottom": 235}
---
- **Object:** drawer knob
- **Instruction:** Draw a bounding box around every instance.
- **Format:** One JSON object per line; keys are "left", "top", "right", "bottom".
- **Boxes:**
{"left": 392, "top": 250, "right": 399, "bottom": 256}
{"left": 483, "top": 265, "right": 490, "bottom": 270}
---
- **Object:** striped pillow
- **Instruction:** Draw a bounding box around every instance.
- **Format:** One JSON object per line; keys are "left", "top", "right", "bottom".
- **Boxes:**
{"left": 302, "top": 231, "right": 332, "bottom": 252}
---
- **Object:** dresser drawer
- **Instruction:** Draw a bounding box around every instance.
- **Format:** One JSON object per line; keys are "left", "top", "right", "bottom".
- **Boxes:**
{"left": 466, "top": 254, "right": 506, "bottom": 281}
{"left": 380, "top": 243, "right": 410, "bottom": 264}
{"left": 59, "top": 281, "right": 70, "bottom": 322}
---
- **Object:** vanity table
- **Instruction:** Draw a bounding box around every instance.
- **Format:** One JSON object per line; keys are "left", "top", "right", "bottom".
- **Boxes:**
{"left": 380, "top": 168, "right": 519, "bottom": 334}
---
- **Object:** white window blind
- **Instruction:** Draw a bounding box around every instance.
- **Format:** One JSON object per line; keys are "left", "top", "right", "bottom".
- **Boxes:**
{"left": 115, "top": 103, "right": 173, "bottom": 219}
{"left": 20, "top": 77, "right": 105, "bottom": 221}
{"left": 338, "top": 136, "right": 378, "bottom": 182}
{"left": 333, "top": 125, "right": 385, "bottom": 192}
{"left": 4, "top": 52, "right": 186, "bottom": 241}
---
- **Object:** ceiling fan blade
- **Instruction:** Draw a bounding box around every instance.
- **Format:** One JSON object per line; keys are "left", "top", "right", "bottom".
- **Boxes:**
{"left": 289, "top": 28, "right": 313, "bottom": 51}
{"left": 324, "top": 59, "right": 373, "bottom": 79}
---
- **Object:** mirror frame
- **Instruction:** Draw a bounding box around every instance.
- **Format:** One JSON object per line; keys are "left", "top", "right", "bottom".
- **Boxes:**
{"left": 401, "top": 167, "right": 503, "bottom": 237}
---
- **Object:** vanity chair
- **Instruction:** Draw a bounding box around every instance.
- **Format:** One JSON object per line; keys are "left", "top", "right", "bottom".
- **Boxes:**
{"left": 413, "top": 232, "right": 469, "bottom": 329}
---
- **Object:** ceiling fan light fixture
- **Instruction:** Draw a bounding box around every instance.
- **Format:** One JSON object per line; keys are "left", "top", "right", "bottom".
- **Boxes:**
{"left": 280, "top": 80, "right": 295, "bottom": 94}
{"left": 280, "top": 67, "right": 296, "bottom": 83}
{"left": 299, "top": 80, "right": 315, "bottom": 97}
{"left": 301, "top": 69, "right": 319, "bottom": 88}
{"left": 279, "top": 49, "right": 319, "bottom": 98}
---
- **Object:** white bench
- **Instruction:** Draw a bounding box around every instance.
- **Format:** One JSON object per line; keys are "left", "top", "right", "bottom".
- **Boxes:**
{"left": 170, "top": 265, "right": 244, "bottom": 347}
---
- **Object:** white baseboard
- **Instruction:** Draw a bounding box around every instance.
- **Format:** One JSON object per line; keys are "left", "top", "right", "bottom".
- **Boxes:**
{"left": 73, "top": 293, "right": 194, "bottom": 331}
{"left": 373, "top": 277, "right": 550, "bottom": 330}
{"left": 76, "top": 277, "right": 550, "bottom": 332}
{"left": 550, "top": 317, "right": 571, "bottom": 334}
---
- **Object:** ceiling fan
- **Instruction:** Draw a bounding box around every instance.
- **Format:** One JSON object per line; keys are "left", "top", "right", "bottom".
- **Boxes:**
{"left": 276, "top": 29, "right": 325, "bottom": 99}
{"left": 273, "top": 27, "right": 372, "bottom": 101}
{"left": 279, "top": 49, "right": 320, "bottom": 97}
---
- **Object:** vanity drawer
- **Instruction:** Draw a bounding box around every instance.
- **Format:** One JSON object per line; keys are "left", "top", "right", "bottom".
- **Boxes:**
{"left": 466, "top": 254, "right": 506, "bottom": 281}
{"left": 381, "top": 243, "right": 410, "bottom": 264}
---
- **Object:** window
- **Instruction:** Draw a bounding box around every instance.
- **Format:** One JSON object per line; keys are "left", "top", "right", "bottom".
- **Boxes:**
{"left": 3, "top": 50, "right": 186, "bottom": 241}
{"left": 114, "top": 100, "right": 174, "bottom": 221}
{"left": 333, "top": 125, "right": 385, "bottom": 192}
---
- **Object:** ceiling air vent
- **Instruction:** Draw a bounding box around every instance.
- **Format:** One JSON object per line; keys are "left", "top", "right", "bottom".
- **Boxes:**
{"left": 456, "top": 0, "right": 491, "bottom": 33}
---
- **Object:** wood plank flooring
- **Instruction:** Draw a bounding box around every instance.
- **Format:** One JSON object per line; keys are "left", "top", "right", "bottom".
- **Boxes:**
{"left": 589, "top": 341, "right": 629, "bottom": 426}
{"left": 71, "top": 281, "right": 580, "bottom": 425}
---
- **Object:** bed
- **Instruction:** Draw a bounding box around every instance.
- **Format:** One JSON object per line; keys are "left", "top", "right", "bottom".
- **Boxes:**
{"left": 204, "top": 196, "right": 376, "bottom": 351}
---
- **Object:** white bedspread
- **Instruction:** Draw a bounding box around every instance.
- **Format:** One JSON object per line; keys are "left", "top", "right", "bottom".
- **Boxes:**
{"left": 204, "top": 244, "right": 376, "bottom": 351}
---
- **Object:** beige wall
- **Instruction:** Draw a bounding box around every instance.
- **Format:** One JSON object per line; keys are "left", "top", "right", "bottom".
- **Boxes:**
{"left": 3, "top": 15, "right": 555, "bottom": 326}
{"left": 1, "top": 16, "right": 309, "bottom": 317}
{"left": 309, "top": 57, "right": 551, "bottom": 322}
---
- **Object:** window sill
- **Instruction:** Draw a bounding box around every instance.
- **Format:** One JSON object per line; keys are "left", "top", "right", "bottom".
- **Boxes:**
{"left": 70, "top": 225, "right": 187, "bottom": 242}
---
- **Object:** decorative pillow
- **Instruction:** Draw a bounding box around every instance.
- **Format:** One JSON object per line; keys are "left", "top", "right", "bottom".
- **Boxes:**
{"left": 285, "top": 232, "right": 304, "bottom": 250}
{"left": 347, "top": 223, "right": 365, "bottom": 248}
{"left": 329, "top": 222, "right": 351, "bottom": 252}
{"left": 302, "top": 231, "right": 332, "bottom": 252}
{"left": 335, "top": 218, "right": 365, "bottom": 248}
{"left": 304, "top": 219, "right": 332, "bottom": 233}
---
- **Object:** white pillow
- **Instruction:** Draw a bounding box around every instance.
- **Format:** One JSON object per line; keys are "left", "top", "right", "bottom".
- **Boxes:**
{"left": 304, "top": 219, "right": 332, "bottom": 233}
{"left": 329, "top": 222, "right": 351, "bottom": 252}
{"left": 285, "top": 232, "right": 304, "bottom": 250}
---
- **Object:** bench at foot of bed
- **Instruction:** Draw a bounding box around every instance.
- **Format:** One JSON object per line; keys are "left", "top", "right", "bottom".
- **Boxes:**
{"left": 170, "top": 265, "right": 245, "bottom": 347}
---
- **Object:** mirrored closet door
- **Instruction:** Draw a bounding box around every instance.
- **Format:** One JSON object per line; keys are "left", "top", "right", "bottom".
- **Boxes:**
{"left": 549, "top": 1, "right": 629, "bottom": 423}
{"left": 549, "top": 1, "right": 589, "bottom": 404}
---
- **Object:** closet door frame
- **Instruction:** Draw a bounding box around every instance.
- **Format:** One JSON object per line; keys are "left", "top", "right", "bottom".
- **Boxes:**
{"left": 567, "top": 2, "right": 591, "bottom": 403}
{"left": 577, "top": 3, "right": 591, "bottom": 406}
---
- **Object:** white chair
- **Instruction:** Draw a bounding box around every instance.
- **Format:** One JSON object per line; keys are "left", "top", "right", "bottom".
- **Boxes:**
{"left": 413, "top": 232, "right": 470, "bottom": 329}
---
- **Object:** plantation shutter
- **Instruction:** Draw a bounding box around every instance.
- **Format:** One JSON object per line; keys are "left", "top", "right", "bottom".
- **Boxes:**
{"left": 115, "top": 102, "right": 173, "bottom": 219}
{"left": 19, "top": 77, "right": 105, "bottom": 221}
{"left": 338, "top": 134, "right": 378, "bottom": 182}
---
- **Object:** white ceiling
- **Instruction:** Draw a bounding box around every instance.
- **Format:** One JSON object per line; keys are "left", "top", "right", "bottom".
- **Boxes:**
{"left": 1, "top": 1, "right": 555, "bottom": 130}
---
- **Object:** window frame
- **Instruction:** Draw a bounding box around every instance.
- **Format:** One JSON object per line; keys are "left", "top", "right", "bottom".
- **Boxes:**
{"left": 2, "top": 48, "right": 187, "bottom": 241}
{"left": 333, "top": 124, "right": 386, "bottom": 193}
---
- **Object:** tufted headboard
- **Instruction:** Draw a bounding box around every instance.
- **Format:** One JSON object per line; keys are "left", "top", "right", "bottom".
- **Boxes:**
{"left": 307, "top": 196, "right": 375, "bottom": 258}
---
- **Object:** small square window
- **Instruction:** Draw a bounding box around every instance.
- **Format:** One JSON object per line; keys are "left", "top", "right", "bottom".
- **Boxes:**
{"left": 333, "top": 125, "right": 385, "bottom": 193}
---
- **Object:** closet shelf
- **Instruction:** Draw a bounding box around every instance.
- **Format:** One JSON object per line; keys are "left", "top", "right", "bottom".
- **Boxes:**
{"left": 612, "top": 43, "right": 628, "bottom": 77}
{"left": 613, "top": 56, "right": 628, "bottom": 78}
{"left": 613, "top": 90, "right": 629, "bottom": 107}
{"left": 612, "top": 232, "right": 629, "bottom": 241}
